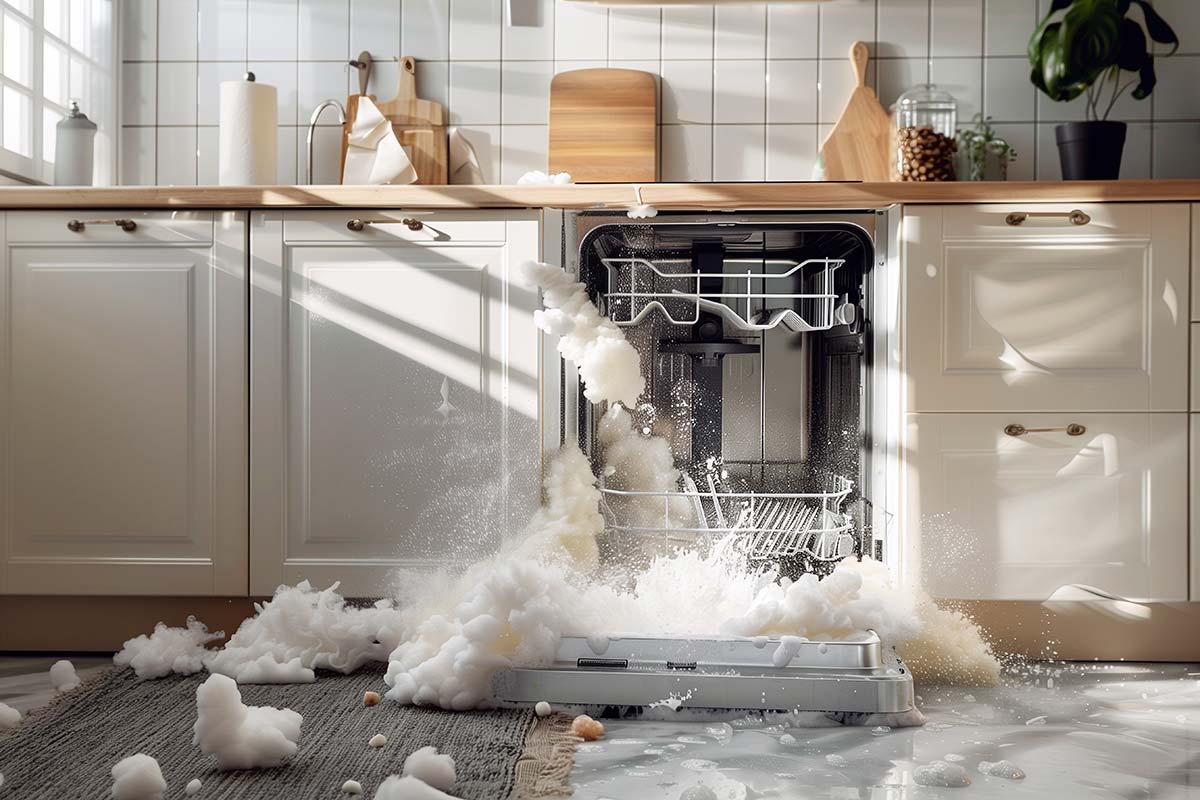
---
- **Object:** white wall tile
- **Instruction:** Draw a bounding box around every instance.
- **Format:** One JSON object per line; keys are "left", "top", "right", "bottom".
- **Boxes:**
{"left": 767, "top": 5, "right": 818, "bottom": 60}
{"left": 768, "top": 60, "right": 817, "bottom": 124}
{"left": 818, "top": 57, "right": 875, "bottom": 124}
{"left": 156, "top": 62, "right": 197, "bottom": 126}
{"left": 661, "top": 124, "right": 712, "bottom": 181}
{"left": 715, "top": 4, "right": 766, "bottom": 60}
{"left": 984, "top": 56, "right": 1034, "bottom": 121}
{"left": 156, "top": 126, "right": 196, "bottom": 185}
{"left": 157, "top": 0, "right": 198, "bottom": 60}
{"left": 876, "top": 57, "right": 926, "bottom": 109}
{"left": 449, "top": 125, "right": 499, "bottom": 183}
{"left": 714, "top": 60, "right": 765, "bottom": 124}
{"left": 499, "top": 124, "right": 547, "bottom": 183}
{"left": 198, "top": 63, "right": 244, "bottom": 125}
{"left": 249, "top": 0, "right": 299, "bottom": 60}
{"left": 121, "top": 0, "right": 156, "bottom": 60}
{"left": 984, "top": 0, "right": 1035, "bottom": 57}
{"left": 1149, "top": 0, "right": 1199, "bottom": 55}
{"left": 503, "top": 0, "right": 553, "bottom": 60}
{"left": 1153, "top": 123, "right": 1200, "bottom": 178}
{"left": 197, "top": 126, "right": 218, "bottom": 185}
{"left": 931, "top": 0, "right": 983, "bottom": 58}
{"left": 350, "top": 0, "right": 400, "bottom": 59}
{"left": 555, "top": 2, "right": 608, "bottom": 61}
{"left": 502, "top": 60, "right": 552, "bottom": 125}
{"left": 609, "top": 9, "right": 660, "bottom": 61}
{"left": 120, "top": 126, "right": 155, "bottom": 184}
{"left": 1036, "top": 79, "right": 1150, "bottom": 122}
{"left": 766, "top": 124, "right": 817, "bottom": 180}
{"left": 662, "top": 59, "right": 713, "bottom": 124}
{"left": 930, "top": 57, "right": 982, "bottom": 121}
{"left": 299, "top": 0, "right": 349, "bottom": 60}
{"left": 276, "top": 125, "right": 299, "bottom": 184}
{"left": 298, "top": 61, "right": 349, "bottom": 127}
{"left": 450, "top": 0, "right": 501, "bottom": 60}
{"left": 818, "top": 0, "right": 875, "bottom": 61}
{"left": 661, "top": 6, "right": 712, "bottom": 60}
{"left": 449, "top": 61, "right": 501, "bottom": 125}
{"left": 249, "top": 62, "right": 298, "bottom": 126}
{"left": 1035, "top": 122, "right": 1060, "bottom": 180}
{"left": 414, "top": 60, "right": 449, "bottom": 109}
{"left": 877, "top": 0, "right": 929, "bottom": 59}
{"left": 1154, "top": 55, "right": 1200, "bottom": 120}
{"left": 554, "top": 60, "right": 606, "bottom": 74}
{"left": 121, "top": 62, "right": 155, "bottom": 126}
{"left": 713, "top": 124, "right": 764, "bottom": 181}
{"left": 198, "top": 0, "right": 247, "bottom": 61}
{"left": 402, "top": 0, "right": 449, "bottom": 61}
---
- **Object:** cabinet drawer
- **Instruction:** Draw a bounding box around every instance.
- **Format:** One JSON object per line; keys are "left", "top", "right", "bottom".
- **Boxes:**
{"left": 280, "top": 210, "right": 512, "bottom": 244}
{"left": 904, "top": 203, "right": 1189, "bottom": 412}
{"left": 6, "top": 210, "right": 217, "bottom": 245}
{"left": 938, "top": 203, "right": 1162, "bottom": 239}
{"left": 904, "top": 412, "right": 1188, "bottom": 602}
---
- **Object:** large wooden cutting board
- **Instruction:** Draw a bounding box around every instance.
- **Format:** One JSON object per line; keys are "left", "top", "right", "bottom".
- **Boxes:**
{"left": 820, "top": 42, "right": 892, "bottom": 182}
{"left": 549, "top": 68, "right": 658, "bottom": 183}
{"left": 341, "top": 56, "right": 448, "bottom": 185}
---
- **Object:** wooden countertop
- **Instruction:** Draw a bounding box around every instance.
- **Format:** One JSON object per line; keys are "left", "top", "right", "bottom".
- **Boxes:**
{"left": 0, "top": 180, "right": 1198, "bottom": 210}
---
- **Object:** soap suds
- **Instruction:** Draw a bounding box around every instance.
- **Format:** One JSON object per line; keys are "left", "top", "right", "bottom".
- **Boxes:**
{"left": 516, "top": 170, "right": 572, "bottom": 185}
{"left": 114, "top": 617, "right": 224, "bottom": 679}
{"left": 402, "top": 746, "right": 456, "bottom": 792}
{"left": 110, "top": 753, "right": 166, "bottom": 800}
{"left": 49, "top": 659, "right": 80, "bottom": 692}
{"left": 0, "top": 701, "right": 20, "bottom": 729}
{"left": 979, "top": 759, "right": 1026, "bottom": 779}
{"left": 193, "top": 674, "right": 303, "bottom": 770}
{"left": 913, "top": 760, "right": 972, "bottom": 787}
{"left": 232, "top": 654, "right": 316, "bottom": 685}
{"left": 373, "top": 775, "right": 457, "bottom": 799}
{"left": 518, "top": 260, "right": 645, "bottom": 408}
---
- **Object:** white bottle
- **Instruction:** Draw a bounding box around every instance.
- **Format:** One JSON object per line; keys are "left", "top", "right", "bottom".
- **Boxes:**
{"left": 54, "top": 101, "right": 96, "bottom": 186}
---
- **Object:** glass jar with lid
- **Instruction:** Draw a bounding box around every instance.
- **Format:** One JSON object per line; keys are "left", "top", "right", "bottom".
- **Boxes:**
{"left": 893, "top": 84, "right": 957, "bottom": 181}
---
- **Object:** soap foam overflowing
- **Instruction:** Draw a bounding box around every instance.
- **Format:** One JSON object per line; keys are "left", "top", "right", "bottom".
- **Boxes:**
{"left": 115, "top": 617, "right": 224, "bottom": 680}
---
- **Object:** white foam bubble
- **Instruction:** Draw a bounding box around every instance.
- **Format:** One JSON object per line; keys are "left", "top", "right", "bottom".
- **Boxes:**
{"left": 402, "top": 746, "right": 456, "bottom": 792}
{"left": 110, "top": 753, "right": 166, "bottom": 800}
{"left": 49, "top": 660, "right": 79, "bottom": 692}
{"left": 114, "top": 617, "right": 224, "bottom": 680}
{"left": 192, "top": 674, "right": 302, "bottom": 770}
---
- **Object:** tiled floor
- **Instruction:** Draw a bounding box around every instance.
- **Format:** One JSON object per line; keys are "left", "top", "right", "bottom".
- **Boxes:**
{"left": 0, "top": 656, "right": 112, "bottom": 714}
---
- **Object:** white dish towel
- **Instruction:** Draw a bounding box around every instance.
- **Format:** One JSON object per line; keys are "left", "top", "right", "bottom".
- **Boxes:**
{"left": 342, "top": 96, "right": 418, "bottom": 185}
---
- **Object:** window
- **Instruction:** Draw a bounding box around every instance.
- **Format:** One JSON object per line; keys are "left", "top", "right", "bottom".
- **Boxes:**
{"left": 0, "top": 0, "right": 114, "bottom": 184}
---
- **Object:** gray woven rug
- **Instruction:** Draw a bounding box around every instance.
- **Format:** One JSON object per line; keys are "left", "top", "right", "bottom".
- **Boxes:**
{"left": 0, "top": 664, "right": 540, "bottom": 799}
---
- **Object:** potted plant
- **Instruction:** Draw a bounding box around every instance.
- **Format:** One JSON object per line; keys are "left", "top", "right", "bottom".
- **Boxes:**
{"left": 956, "top": 115, "right": 1018, "bottom": 181}
{"left": 1028, "top": 0, "right": 1178, "bottom": 180}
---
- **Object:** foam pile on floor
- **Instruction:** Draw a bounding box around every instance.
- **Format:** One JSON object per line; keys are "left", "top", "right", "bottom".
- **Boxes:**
{"left": 109, "top": 753, "right": 166, "bottom": 800}
{"left": 372, "top": 747, "right": 460, "bottom": 799}
{"left": 0, "top": 702, "right": 20, "bottom": 729}
{"left": 193, "top": 674, "right": 303, "bottom": 770}
{"left": 49, "top": 659, "right": 80, "bottom": 692}
{"left": 114, "top": 617, "right": 223, "bottom": 679}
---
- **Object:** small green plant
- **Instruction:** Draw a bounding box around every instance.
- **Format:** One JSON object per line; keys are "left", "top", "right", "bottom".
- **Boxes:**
{"left": 956, "top": 115, "right": 1017, "bottom": 182}
{"left": 1028, "top": 0, "right": 1178, "bottom": 120}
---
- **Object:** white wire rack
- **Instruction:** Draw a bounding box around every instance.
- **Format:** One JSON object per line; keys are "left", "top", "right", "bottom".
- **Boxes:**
{"left": 601, "top": 256, "right": 843, "bottom": 333}
{"left": 598, "top": 473, "right": 855, "bottom": 562}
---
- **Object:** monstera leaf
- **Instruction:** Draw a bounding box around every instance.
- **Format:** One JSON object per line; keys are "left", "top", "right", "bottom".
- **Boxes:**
{"left": 1029, "top": 0, "right": 1178, "bottom": 117}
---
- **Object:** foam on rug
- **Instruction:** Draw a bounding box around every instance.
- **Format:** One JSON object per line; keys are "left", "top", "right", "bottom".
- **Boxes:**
{"left": 0, "top": 665, "right": 566, "bottom": 799}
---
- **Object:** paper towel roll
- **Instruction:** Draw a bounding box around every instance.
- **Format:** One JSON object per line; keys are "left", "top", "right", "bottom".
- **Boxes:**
{"left": 218, "top": 77, "right": 277, "bottom": 185}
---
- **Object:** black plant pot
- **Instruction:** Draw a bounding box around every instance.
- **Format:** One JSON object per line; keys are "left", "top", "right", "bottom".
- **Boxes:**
{"left": 1055, "top": 121, "right": 1127, "bottom": 180}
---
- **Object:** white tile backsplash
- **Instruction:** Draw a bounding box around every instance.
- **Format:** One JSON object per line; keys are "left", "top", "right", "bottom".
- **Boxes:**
{"left": 119, "top": 0, "right": 1200, "bottom": 185}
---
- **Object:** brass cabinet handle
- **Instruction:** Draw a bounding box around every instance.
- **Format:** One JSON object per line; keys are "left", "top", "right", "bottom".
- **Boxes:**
{"left": 346, "top": 217, "right": 424, "bottom": 232}
{"left": 1005, "top": 209, "right": 1091, "bottom": 227}
{"left": 67, "top": 218, "right": 137, "bottom": 232}
{"left": 1004, "top": 423, "right": 1087, "bottom": 437}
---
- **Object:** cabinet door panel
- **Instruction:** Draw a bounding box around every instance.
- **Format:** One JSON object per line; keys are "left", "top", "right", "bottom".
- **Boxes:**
{"left": 0, "top": 212, "right": 248, "bottom": 595}
{"left": 904, "top": 412, "right": 1188, "bottom": 601}
{"left": 904, "top": 204, "right": 1189, "bottom": 412}
{"left": 250, "top": 211, "right": 542, "bottom": 597}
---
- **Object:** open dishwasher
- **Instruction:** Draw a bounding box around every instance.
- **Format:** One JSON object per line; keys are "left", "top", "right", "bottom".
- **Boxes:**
{"left": 494, "top": 208, "right": 910, "bottom": 714}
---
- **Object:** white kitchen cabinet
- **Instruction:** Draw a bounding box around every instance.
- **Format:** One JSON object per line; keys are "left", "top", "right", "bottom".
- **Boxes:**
{"left": 904, "top": 412, "right": 1188, "bottom": 602}
{"left": 0, "top": 211, "right": 248, "bottom": 595}
{"left": 904, "top": 203, "right": 1189, "bottom": 412}
{"left": 249, "top": 210, "right": 543, "bottom": 597}
{"left": 1191, "top": 417, "right": 1200, "bottom": 602}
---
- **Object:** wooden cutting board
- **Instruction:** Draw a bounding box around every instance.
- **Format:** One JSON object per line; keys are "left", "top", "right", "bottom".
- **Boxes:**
{"left": 820, "top": 42, "right": 892, "bottom": 182}
{"left": 341, "top": 56, "right": 448, "bottom": 185}
{"left": 549, "top": 68, "right": 658, "bottom": 183}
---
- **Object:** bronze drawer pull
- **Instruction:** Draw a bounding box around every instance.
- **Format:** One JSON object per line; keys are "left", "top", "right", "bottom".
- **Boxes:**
{"left": 346, "top": 217, "right": 424, "bottom": 232}
{"left": 1005, "top": 209, "right": 1091, "bottom": 227}
{"left": 1004, "top": 423, "right": 1087, "bottom": 437}
{"left": 67, "top": 218, "right": 137, "bottom": 232}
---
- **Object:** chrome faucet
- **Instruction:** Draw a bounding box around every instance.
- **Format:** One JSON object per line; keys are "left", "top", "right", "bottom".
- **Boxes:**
{"left": 306, "top": 99, "right": 347, "bottom": 185}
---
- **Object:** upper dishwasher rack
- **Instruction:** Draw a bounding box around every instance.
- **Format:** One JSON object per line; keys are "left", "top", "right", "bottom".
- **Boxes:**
{"left": 601, "top": 256, "right": 843, "bottom": 332}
